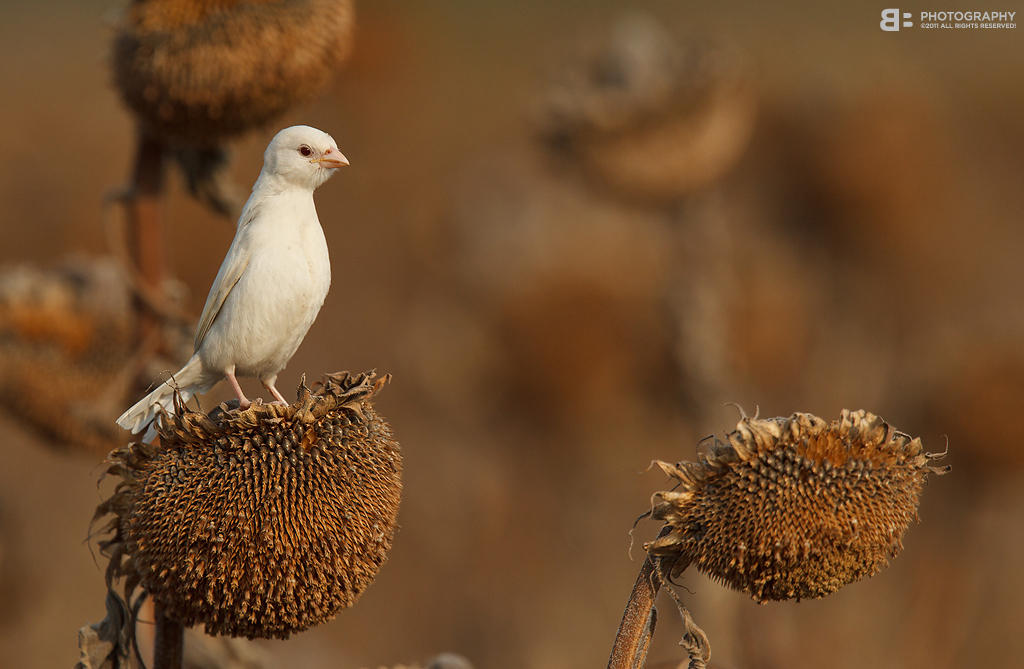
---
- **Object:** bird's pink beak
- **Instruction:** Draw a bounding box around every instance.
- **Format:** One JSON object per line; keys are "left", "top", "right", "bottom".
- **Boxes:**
{"left": 318, "top": 147, "right": 350, "bottom": 169}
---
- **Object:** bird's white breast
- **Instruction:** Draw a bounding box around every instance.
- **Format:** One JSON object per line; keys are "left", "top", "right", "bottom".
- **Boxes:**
{"left": 199, "top": 190, "right": 331, "bottom": 378}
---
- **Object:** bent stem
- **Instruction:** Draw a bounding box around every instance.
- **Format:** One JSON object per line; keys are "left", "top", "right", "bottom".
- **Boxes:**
{"left": 152, "top": 604, "right": 183, "bottom": 669}
{"left": 608, "top": 526, "right": 709, "bottom": 669}
{"left": 607, "top": 551, "right": 663, "bottom": 669}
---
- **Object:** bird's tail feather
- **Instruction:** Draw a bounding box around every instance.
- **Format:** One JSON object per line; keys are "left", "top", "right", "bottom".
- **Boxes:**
{"left": 116, "top": 355, "right": 212, "bottom": 436}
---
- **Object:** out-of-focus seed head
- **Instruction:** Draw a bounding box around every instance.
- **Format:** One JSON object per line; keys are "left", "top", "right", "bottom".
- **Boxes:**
{"left": 646, "top": 410, "right": 948, "bottom": 602}
{"left": 112, "top": 0, "right": 355, "bottom": 145}
{"left": 96, "top": 371, "right": 401, "bottom": 639}
{"left": 0, "top": 258, "right": 190, "bottom": 455}
{"left": 539, "top": 13, "right": 755, "bottom": 202}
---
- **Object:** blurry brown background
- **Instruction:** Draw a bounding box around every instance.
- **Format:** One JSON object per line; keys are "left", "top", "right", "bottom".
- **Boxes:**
{"left": 1, "top": 1, "right": 1022, "bottom": 667}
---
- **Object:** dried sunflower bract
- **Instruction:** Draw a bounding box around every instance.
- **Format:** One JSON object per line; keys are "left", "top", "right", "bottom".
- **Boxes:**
{"left": 646, "top": 409, "right": 948, "bottom": 602}
{"left": 95, "top": 370, "right": 401, "bottom": 639}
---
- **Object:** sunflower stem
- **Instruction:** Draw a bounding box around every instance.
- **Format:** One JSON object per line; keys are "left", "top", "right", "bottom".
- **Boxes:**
{"left": 152, "top": 604, "right": 183, "bottom": 669}
{"left": 126, "top": 129, "right": 167, "bottom": 349}
{"left": 607, "top": 527, "right": 672, "bottom": 669}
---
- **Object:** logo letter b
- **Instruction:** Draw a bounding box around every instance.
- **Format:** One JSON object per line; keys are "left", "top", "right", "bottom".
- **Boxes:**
{"left": 880, "top": 8, "right": 900, "bottom": 31}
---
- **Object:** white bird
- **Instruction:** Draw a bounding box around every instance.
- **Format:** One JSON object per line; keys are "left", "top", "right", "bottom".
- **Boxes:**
{"left": 117, "top": 125, "right": 348, "bottom": 438}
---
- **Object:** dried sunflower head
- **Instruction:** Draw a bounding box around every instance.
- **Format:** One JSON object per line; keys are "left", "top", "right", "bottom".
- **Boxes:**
{"left": 112, "top": 0, "right": 355, "bottom": 145}
{"left": 646, "top": 409, "right": 948, "bottom": 602}
{"left": 95, "top": 370, "right": 401, "bottom": 639}
{"left": 0, "top": 258, "right": 190, "bottom": 455}
{"left": 540, "top": 13, "right": 754, "bottom": 202}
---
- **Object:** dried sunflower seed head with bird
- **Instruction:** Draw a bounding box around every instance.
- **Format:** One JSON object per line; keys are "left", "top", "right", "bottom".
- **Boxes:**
{"left": 96, "top": 371, "right": 401, "bottom": 640}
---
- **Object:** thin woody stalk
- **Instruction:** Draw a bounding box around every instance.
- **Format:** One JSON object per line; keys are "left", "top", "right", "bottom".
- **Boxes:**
{"left": 607, "top": 526, "right": 674, "bottom": 669}
{"left": 128, "top": 128, "right": 175, "bottom": 667}
{"left": 152, "top": 604, "right": 183, "bottom": 669}
{"left": 126, "top": 130, "right": 166, "bottom": 347}
{"left": 607, "top": 553, "right": 663, "bottom": 669}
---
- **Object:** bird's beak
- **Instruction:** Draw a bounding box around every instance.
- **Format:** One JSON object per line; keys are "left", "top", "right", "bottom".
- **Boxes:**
{"left": 318, "top": 148, "right": 350, "bottom": 169}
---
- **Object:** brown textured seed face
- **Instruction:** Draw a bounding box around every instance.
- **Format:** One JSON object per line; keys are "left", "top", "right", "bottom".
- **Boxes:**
{"left": 0, "top": 259, "right": 190, "bottom": 455}
{"left": 645, "top": 410, "right": 948, "bottom": 602}
{"left": 97, "top": 371, "right": 401, "bottom": 639}
{"left": 539, "top": 16, "right": 755, "bottom": 201}
{"left": 112, "top": 0, "right": 355, "bottom": 144}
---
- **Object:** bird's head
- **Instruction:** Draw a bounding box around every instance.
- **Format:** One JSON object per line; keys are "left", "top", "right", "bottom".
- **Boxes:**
{"left": 261, "top": 125, "right": 349, "bottom": 190}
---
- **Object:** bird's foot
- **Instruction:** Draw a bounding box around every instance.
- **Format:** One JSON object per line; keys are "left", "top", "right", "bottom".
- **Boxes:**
{"left": 225, "top": 369, "right": 253, "bottom": 410}
{"left": 263, "top": 381, "right": 290, "bottom": 405}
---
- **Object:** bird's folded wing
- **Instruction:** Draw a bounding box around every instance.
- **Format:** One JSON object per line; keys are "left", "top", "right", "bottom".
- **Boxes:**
{"left": 193, "top": 207, "right": 259, "bottom": 351}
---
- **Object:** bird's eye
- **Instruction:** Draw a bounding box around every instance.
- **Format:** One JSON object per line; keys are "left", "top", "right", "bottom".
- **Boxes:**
{"left": 298, "top": 145, "right": 313, "bottom": 157}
